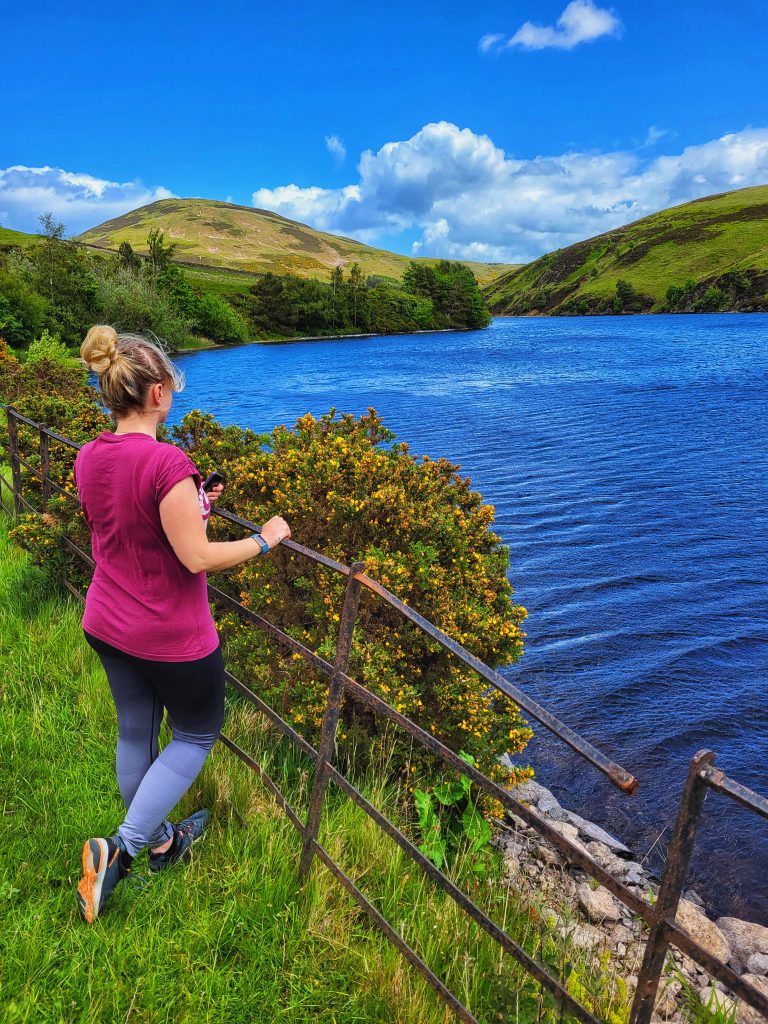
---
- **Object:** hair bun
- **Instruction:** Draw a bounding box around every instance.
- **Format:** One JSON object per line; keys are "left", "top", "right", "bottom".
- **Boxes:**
{"left": 81, "top": 324, "right": 119, "bottom": 374}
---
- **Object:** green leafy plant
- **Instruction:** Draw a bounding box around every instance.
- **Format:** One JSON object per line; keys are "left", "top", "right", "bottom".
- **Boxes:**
{"left": 414, "top": 751, "right": 494, "bottom": 874}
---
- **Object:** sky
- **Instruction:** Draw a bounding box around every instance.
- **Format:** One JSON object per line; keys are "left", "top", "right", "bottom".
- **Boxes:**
{"left": 2, "top": 0, "right": 768, "bottom": 263}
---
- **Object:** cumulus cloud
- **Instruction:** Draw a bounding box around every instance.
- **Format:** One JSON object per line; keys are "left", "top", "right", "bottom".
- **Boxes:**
{"left": 325, "top": 134, "right": 347, "bottom": 162}
{"left": 0, "top": 165, "right": 175, "bottom": 235}
{"left": 250, "top": 121, "right": 768, "bottom": 264}
{"left": 481, "top": 1, "right": 621, "bottom": 54}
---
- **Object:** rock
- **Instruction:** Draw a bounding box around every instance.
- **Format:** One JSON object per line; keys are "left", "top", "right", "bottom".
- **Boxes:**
{"left": 533, "top": 843, "right": 564, "bottom": 868}
{"left": 699, "top": 986, "right": 736, "bottom": 1016}
{"left": 577, "top": 882, "right": 622, "bottom": 923}
{"left": 655, "top": 978, "right": 681, "bottom": 1019}
{"left": 559, "top": 923, "right": 604, "bottom": 951}
{"left": 676, "top": 899, "right": 732, "bottom": 965}
{"left": 611, "top": 923, "right": 635, "bottom": 944}
{"left": 503, "top": 854, "right": 521, "bottom": 881}
{"left": 548, "top": 819, "right": 579, "bottom": 841}
{"left": 563, "top": 811, "right": 631, "bottom": 853}
{"left": 537, "top": 791, "right": 564, "bottom": 815}
{"left": 746, "top": 952, "right": 768, "bottom": 976}
{"left": 509, "top": 779, "right": 551, "bottom": 805}
{"left": 736, "top": 973, "right": 768, "bottom": 1024}
{"left": 683, "top": 888, "right": 705, "bottom": 910}
{"left": 717, "top": 918, "right": 768, "bottom": 970}
{"left": 585, "top": 840, "right": 624, "bottom": 875}
{"left": 625, "top": 867, "right": 645, "bottom": 886}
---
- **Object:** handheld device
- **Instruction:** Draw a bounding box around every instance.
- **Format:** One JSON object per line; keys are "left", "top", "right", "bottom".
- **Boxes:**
{"left": 202, "top": 471, "right": 225, "bottom": 493}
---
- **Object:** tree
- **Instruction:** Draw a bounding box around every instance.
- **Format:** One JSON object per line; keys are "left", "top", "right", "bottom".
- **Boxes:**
{"left": 146, "top": 228, "right": 176, "bottom": 281}
{"left": 117, "top": 240, "right": 142, "bottom": 275}
{"left": 348, "top": 263, "right": 365, "bottom": 327}
{"left": 38, "top": 212, "right": 66, "bottom": 305}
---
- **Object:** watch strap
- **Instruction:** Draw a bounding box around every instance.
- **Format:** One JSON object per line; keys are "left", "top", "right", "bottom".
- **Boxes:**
{"left": 251, "top": 532, "right": 269, "bottom": 554}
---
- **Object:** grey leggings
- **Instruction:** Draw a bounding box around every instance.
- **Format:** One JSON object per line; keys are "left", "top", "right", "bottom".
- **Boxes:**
{"left": 84, "top": 632, "right": 226, "bottom": 857}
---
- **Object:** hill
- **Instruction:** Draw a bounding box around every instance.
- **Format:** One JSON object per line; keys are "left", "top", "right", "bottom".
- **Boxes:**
{"left": 483, "top": 184, "right": 768, "bottom": 316}
{"left": 78, "top": 198, "right": 513, "bottom": 287}
{"left": 0, "top": 225, "right": 40, "bottom": 249}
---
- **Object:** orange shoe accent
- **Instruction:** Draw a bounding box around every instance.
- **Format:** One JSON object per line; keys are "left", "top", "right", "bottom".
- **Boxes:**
{"left": 77, "top": 841, "right": 98, "bottom": 924}
{"left": 108, "top": 847, "right": 119, "bottom": 869}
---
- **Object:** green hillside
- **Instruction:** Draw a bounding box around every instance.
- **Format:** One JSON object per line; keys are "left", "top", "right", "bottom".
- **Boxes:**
{"left": 484, "top": 184, "right": 768, "bottom": 316}
{"left": 0, "top": 225, "right": 40, "bottom": 249}
{"left": 78, "top": 198, "right": 511, "bottom": 287}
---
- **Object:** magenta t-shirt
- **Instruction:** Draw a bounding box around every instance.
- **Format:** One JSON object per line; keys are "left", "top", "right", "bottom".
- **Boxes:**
{"left": 73, "top": 431, "right": 219, "bottom": 662}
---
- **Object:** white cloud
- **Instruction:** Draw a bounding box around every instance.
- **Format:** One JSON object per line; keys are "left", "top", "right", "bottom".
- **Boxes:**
{"left": 481, "top": 1, "right": 622, "bottom": 53}
{"left": 478, "top": 33, "right": 505, "bottom": 54}
{"left": 0, "top": 165, "right": 175, "bottom": 235}
{"left": 325, "top": 134, "right": 347, "bottom": 162}
{"left": 250, "top": 121, "right": 768, "bottom": 264}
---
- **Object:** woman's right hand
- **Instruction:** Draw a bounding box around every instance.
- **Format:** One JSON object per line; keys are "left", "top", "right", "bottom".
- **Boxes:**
{"left": 260, "top": 515, "right": 291, "bottom": 549}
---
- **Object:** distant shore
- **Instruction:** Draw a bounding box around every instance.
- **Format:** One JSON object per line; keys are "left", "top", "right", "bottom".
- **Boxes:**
{"left": 172, "top": 325, "right": 473, "bottom": 354}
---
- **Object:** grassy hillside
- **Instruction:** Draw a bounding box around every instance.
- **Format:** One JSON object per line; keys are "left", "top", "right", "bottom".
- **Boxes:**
{"left": 484, "top": 184, "right": 768, "bottom": 315}
{"left": 0, "top": 225, "right": 40, "bottom": 249}
{"left": 78, "top": 198, "right": 512, "bottom": 287}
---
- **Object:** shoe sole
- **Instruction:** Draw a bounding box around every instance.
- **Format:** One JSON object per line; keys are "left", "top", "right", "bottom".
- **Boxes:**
{"left": 76, "top": 838, "right": 109, "bottom": 923}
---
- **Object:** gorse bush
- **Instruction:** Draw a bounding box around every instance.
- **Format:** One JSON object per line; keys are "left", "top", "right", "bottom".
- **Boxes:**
{"left": 171, "top": 406, "right": 531, "bottom": 788}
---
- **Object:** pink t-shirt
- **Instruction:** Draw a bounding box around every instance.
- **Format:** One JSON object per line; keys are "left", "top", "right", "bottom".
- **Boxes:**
{"left": 73, "top": 431, "right": 219, "bottom": 662}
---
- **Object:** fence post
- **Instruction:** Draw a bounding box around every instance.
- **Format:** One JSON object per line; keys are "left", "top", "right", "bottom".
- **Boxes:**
{"left": 7, "top": 409, "right": 23, "bottom": 515}
{"left": 298, "top": 561, "right": 365, "bottom": 880}
{"left": 39, "top": 428, "right": 52, "bottom": 509}
{"left": 629, "top": 749, "right": 715, "bottom": 1024}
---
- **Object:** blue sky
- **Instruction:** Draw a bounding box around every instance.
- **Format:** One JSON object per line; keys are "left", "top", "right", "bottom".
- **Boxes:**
{"left": 2, "top": 0, "right": 767, "bottom": 262}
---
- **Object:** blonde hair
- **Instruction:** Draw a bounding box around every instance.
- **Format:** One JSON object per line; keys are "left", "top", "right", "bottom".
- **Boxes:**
{"left": 80, "top": 325, "right": 185, "bottom": 416}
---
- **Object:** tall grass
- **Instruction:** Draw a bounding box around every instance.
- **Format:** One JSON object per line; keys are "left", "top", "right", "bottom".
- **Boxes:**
{"left": 0, "top": 510, "right": 633, "bottom": 1023}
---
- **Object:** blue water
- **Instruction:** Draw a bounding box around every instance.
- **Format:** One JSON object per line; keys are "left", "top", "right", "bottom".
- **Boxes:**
{"left": 170, "top": 314, "right": 768, "bottom": 922}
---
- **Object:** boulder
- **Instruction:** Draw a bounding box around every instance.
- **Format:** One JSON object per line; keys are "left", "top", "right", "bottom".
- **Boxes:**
{"left": 717, "top": 918, "right": 768, "bottom": 970}
{"left": 577, "top": 882, "right": 622, "bottom": 923}
{"left": 736, "top": 973, "right": 768, "bottom": 1024}
{"left": 563, "top": 811, "right": 631, "bottom": 853}
{"left": 509, "top": 779, "right": 551, "bottom": 805}
{"left": 559, "top": 923, "right": 604, "bottom": 950}
{"left": 676, "top": 899, "right": 732, "bottom": 965}
{"left": 746, "top": 952, "right": 768, "bottom": 976}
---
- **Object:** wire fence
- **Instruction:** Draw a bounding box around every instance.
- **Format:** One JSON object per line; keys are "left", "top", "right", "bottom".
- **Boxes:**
{"left": 2, "top": 402, "right": 766, "bottom": 1024}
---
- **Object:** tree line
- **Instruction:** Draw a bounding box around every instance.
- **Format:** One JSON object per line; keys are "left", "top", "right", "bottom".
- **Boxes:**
{"left": 0, "top": 213, "right": 491, "bottom": 351}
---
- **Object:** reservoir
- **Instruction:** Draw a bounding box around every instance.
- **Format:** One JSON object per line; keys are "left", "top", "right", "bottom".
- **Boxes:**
{"left": 170, "top": 313, "right": 768, "bottom": 922}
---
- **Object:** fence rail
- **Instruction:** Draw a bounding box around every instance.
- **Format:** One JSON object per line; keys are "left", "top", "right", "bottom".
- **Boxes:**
{"left": 1, "top": 402, "right": 766, "bottom": 1024}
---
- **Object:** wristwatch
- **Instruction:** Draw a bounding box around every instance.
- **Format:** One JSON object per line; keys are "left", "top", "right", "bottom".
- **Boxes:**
{"left": 250, "top": 532, "right": 270, "bottom": 554}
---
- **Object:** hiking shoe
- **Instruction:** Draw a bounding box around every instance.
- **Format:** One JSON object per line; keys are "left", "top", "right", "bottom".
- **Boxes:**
{"left": 148, "top": 810, "right": 211, "bottom": 873}
{"left": 76, "top": 836, "right": 130, "bottom": 923}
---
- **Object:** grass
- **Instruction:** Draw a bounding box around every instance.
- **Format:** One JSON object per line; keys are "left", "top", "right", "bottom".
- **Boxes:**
{"left": 0, "top": 504, "right": 641, "bottom": 1024}
{"left": 484, "top": 183, "right": 768, "bottom": 314}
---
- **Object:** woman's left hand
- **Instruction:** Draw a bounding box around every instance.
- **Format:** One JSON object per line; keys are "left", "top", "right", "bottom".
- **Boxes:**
{"left": 207, "top": 483, "right": 225, "bottom": 503}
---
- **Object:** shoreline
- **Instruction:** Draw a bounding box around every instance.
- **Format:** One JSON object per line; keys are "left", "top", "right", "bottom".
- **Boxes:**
{"left": 502, "top": 773, "right": 768, "bottom": 1022}
{"left": 172, "top": 325, "right": 474, "bottom": 354}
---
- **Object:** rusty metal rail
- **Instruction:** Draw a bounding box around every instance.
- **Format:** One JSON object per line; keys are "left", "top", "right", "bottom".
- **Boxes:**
{"left": 2, "top": 402, "right": 767, "bottom": 1024}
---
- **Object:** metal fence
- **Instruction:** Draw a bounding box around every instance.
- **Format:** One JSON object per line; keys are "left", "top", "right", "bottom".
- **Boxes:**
{"left": 2, "top": 403, "right": 766, "bottom": 1024}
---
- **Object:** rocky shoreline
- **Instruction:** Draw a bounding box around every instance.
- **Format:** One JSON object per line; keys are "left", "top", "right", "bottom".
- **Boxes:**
{"left": 497, "top": 777, "right": 768, "bottom": 1023}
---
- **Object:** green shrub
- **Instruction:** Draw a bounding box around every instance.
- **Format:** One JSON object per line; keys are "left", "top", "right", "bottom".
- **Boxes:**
{"left": 96, "top": 268, "right": 194, "bottom": 349}
{"left": 0, "top": 269, "right": 48, "bottom": 346}
{"left": 25, "top": 329, "right": 75, "bottom": 367}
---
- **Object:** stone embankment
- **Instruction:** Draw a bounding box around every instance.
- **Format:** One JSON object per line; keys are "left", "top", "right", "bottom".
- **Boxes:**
{"left": 497, "top": 778, "right": 768, "bottom": 1023}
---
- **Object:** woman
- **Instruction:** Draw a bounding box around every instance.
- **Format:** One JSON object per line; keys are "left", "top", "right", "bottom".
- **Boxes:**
{"left": 73, "top": 324, "right": 290, "bottom": 923}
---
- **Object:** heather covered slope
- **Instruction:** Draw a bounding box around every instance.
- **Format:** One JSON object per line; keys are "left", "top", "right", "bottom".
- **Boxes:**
{"left": 78, "top": 198, "right": 511, "bottom": 287}
{"left": 483, "top": 185, "right": 768, "bottom": 315}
